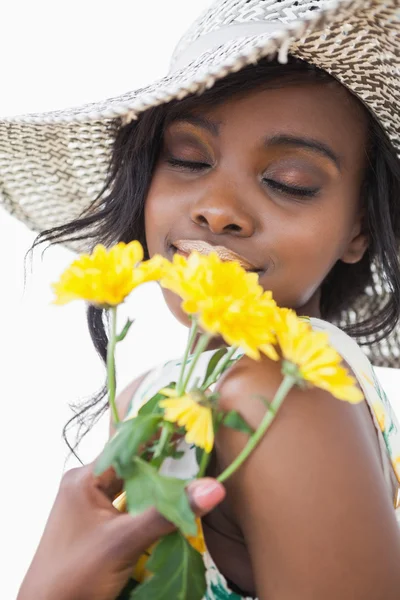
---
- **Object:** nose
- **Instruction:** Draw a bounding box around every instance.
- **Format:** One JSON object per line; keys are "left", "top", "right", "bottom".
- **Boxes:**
{"left": 190, "top": 195, "right": 256, "bottom": 237}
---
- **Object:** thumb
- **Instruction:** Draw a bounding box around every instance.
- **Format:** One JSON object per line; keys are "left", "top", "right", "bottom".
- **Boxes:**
{"left": 108, "top": 478, "right": 225, "bottom": 562}
{"left": 186, "top": 478, "right": 226, "bottom": 515}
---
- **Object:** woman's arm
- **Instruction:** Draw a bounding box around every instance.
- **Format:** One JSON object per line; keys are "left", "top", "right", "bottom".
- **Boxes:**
{"left": 216, "top": 356, "right": 400, "bottom": 599}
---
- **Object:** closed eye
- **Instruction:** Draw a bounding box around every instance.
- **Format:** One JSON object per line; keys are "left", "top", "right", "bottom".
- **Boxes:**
{"left": 263, "top": 178, "right": 319, "bottom": 199}
{"left": 166, "top": 158, "right": 319, "bottom": 198}
{"left": 166, "top": 157, "right": 211, "bottom": 172}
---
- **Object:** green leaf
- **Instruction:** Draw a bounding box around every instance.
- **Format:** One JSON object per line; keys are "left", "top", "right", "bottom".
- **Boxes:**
{"left": 132, "top": 531, "right": 206, "bottom": 600}
{"left": 138, "top": 382, "right": 176, "bottom": 417}
{"left": 170, "top": 449, "right": 185, "bottom": 460}
{"left": 125, "top": 457, "right": 197, "bottom": 536}
{"left": 254, "top": 394, "right": 285, "bottom": 413}
{"left": 195, "top": 445, "right": 203, "bottom": 467}
{"left": 201, "top": 347, "right": 228, "bottom": 387}
{"left": 149, "top": 442, "right": 185, "bottom": 467}
{"left": 116, "top": 318, "right": 134, "bottom": 342}
{"left": 223, "top": 410, "right": 254, "bottom": 434}
{"left": 94, "top": 414, "right": 162, "bottom": 477}
{"left": 212, "top": 410, "right": 225, "bottom": 436}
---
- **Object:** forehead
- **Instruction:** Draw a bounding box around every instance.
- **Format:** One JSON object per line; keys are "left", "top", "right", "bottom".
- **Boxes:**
{"left": 168, "top": 82, "right": 368, "bottom": 164}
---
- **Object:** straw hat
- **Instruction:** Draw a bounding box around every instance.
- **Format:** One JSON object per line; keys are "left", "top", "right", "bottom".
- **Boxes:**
{"left": 1, "top": 0, "right": 400, "bottom": 366}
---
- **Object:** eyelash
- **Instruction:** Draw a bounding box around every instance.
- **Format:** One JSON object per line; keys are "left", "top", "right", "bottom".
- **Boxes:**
{"left": 166, "top": 157, "right": 319, "bottom": 199}
{"left": 166, "top": 157, "right": 210, "bottom": 171}
{"left": 262, "top": 178, "right": 319, "bottom": 199}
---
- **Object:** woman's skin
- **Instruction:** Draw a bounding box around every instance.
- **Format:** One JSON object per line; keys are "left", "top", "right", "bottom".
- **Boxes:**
{"left": 133, "top": 82, "right": 400, "bottom": 597}
{"left": 17, "top": 461, "right": 225, "bottom": 600}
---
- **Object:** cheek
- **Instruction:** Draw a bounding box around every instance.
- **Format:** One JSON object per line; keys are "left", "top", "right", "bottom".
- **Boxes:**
{"left": 144, "top": 166, "right": 196, "bottom": 256}
{"left": 144, "top": 176, "right": 171, "bottom": 256}
{"left": 264, "top": 203, "right": 355, "bottom": 303}
{"left": 279, "top": 196, "right": 357, "bottom": 265}
{"left": 144, "top": 198, "right": 157, "bottom": 256}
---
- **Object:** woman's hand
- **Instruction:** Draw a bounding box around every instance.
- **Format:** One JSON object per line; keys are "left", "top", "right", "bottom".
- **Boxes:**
{"left": 17, "top": 462, "right": 225, "bottom": 600}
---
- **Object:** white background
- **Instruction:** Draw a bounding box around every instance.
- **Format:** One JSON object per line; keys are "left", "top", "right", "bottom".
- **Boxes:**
{"left": 2, "top": 2, "right": 400, "bottom": 598}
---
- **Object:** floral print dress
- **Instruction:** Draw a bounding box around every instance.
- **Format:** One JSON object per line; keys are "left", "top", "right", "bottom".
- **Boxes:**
{"left": 127, "top": 318, "right": 400, "bottom": 600}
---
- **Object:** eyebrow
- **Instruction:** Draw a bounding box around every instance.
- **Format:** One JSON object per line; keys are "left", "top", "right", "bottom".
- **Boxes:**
{"left": 166, "top": 117, "right": 341, "bottom": 169}
{"left": 266, "top": 135, "right": 341, "bottom": 170}
{"left": 167, "top": 113, "right": 221, "bottom": 137}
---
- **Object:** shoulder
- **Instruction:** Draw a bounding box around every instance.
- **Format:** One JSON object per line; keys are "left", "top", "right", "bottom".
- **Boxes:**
{"left": 215, "top": 353, "right": 383, "bottom": 486}
{"left": 214, "top": 356, "right": 400, "bottom": 597}
{"left": 109, "top": 372, "right": 149, "bottom": 437}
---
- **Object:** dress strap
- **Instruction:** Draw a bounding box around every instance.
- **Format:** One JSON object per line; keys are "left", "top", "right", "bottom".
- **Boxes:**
{"left": 310, "top": 318, "right": 400, "bottom": 514}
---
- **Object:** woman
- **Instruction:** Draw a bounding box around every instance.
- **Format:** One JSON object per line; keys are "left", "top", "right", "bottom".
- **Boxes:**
{"left": 5, "top": 0, "right": 400, "bottom": 598}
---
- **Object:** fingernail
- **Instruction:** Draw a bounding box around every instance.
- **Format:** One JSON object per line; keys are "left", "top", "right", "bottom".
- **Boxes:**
{"left": 189, "top": 479, "right": 225, "bottom": 509}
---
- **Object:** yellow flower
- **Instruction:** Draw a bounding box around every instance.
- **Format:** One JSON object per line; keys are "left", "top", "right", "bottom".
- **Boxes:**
{"left": 393, "top": 457, "right": 400, "bottom": 482}
{"left": 187, "top": 517, "right": 207, "bottom": 554}
{"left": 161, "top": 252, "right": 278, "bottom": 360}
{"left": 52, "top": 242, "right": 165, "bottom": 307}
{"left": 133, "top": 543, "right": 156, "bottom": 583}
{"left": 275, "top": 309, "right": 364, "bottom": 403}
{"left": 137, "top": 253, "right": 167, "bottom": 281}
{"left": 161, "top": 251, "right": 262, "bottom": 310}
{"left": 159, "top": 388, "right": 214, "bottom": 453}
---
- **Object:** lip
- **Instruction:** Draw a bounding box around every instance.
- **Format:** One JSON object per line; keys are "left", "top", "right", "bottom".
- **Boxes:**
{"left": 172, "top": 239, "right": 261, "bottom": 272}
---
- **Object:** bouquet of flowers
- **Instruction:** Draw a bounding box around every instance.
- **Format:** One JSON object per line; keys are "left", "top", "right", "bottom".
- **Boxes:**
{"left": 53, "top": 241, "right": 363, "bottom": 600}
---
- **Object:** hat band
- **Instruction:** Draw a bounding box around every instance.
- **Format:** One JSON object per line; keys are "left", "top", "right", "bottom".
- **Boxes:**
{"left": 169, "top": 20, "right": 293, "bottom": 74}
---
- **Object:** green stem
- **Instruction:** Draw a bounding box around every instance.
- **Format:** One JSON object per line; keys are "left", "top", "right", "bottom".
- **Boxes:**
{"left": 181, "top": 333, "right": 212, "bottom": 393}
{"left": 176, "top": 319, "right": 198, "bottom": 396}
{"left": 153, "top": 423, "right": 171, "bottom": 459}
{"left": 201, "top": 345, "right": 238, "bottom": 391}
{"left": 197, "top": 450, "right": 211, "bottom": 478}
{"left": 217, "top": 375, "right": 295, "bottom": 483}
{"left": 151, "top": 423, "right": 173, "bottom": 469}
{"left": 107, "top": 306, "right": 120, "bottom": 425}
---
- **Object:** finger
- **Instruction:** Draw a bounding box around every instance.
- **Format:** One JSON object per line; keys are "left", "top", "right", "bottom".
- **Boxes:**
{"left": 81, "top": 455, "right": 124, "bottom": 501}
{"left": 110, "top": 506, "right": 176, "bottom": 561}
{"left": 94, "top": 466, "right": 124, "bottom": 500}
{"left": 186, "top": 478, "right": 226, "bottom": 514}
{"left": 108, "top": 478, "right": 225, "bottom": 562}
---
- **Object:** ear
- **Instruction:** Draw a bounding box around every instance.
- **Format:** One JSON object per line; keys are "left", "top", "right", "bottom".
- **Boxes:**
{"left": 340, "top": 219, "right": 369, "bottom": 265}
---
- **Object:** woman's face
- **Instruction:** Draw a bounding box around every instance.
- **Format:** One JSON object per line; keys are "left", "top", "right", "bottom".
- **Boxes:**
{"left": 145, "top": 81, "right": 368, "bottom": 325}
